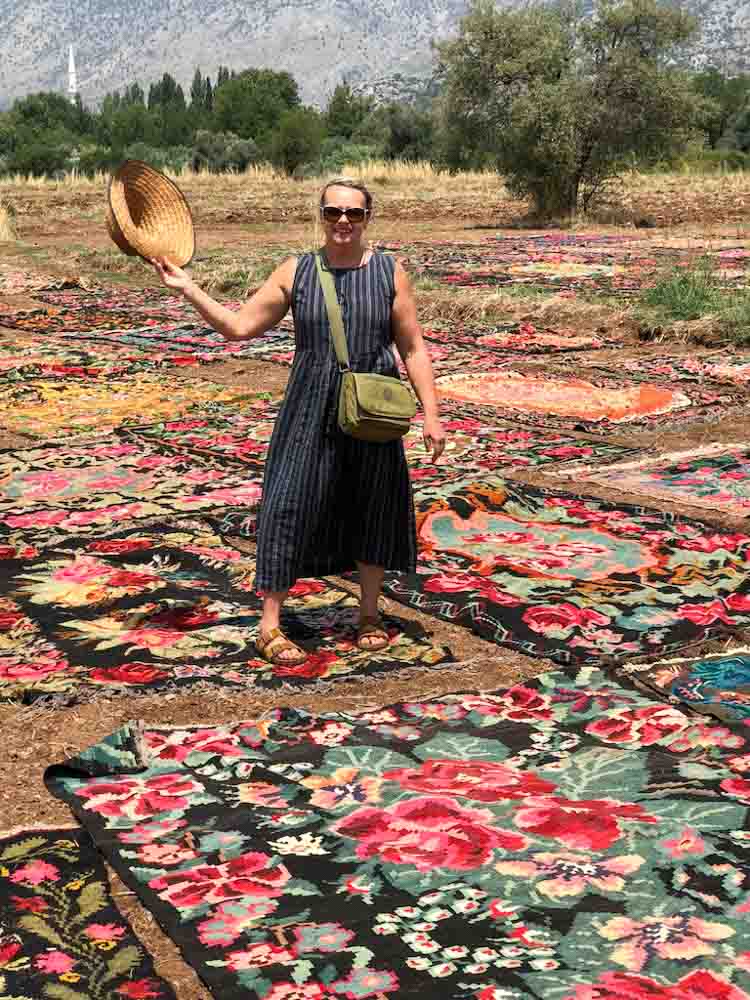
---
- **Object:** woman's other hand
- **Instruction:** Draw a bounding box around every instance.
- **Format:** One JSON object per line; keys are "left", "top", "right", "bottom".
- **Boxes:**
{"left": 152, "top": 256, "right": 193, "bottom": 295}
{"left": 423, "top": 415, "right": 446, "bottom": 463}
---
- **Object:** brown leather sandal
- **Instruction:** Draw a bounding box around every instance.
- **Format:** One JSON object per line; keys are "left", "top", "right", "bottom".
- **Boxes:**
{"left": 357, "top": 617, "right": 390, "bottom": 652}
{"left": 256, "top": 627, "right": 308, "bottom": 666}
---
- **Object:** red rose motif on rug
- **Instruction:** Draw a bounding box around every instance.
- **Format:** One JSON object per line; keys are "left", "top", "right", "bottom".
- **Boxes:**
{"left": 586, "top": 706, "right": 691, "bottom": 747}
{"left": 563, "top": 969, "right": 750, "bottom": 999}
{"left": 149, "top": 852, "right": 291, "bottom": 910}
{"left": 383, "top": 759, "right": 557, "bottom": 801}
{"left": 513, "top": 797, "right": 658, "bottom": 849}
{"left": 333, "top": 796, "right": 527, "bottom": 870}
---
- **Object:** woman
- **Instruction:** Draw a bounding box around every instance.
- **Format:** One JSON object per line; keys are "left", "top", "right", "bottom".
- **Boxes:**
{"left": 153, "top": 177, "right": 445, "bottom": 666}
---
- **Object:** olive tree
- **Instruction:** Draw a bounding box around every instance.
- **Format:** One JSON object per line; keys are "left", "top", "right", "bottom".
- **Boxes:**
{"left": 435, "top": 0, "right": 708, "bottom": 218}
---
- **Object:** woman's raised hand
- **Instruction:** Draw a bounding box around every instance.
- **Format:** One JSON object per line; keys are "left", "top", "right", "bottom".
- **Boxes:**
{"left": 152, "top": 256, "right": 193, "bottom": 294}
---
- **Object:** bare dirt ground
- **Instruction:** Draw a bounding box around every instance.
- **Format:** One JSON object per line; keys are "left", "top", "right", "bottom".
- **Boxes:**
{"left": 2, "top": 168, "right": 750, "bottom": 997}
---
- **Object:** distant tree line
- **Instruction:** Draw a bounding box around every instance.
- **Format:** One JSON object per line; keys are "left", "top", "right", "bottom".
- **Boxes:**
{"left": 0, "top": 64, "right": 433, "bottom": 181}
{"left": 4, "top": 0, "right": 750, "bottom": 218}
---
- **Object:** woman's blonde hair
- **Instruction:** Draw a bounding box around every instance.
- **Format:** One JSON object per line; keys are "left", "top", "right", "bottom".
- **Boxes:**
{"left": 319, "top": 177, "right": 373, "bottom": 214}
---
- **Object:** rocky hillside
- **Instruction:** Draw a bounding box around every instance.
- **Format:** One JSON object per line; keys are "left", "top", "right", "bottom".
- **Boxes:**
{"left": 0, "top": 0, "right": 748, "bottom": 109}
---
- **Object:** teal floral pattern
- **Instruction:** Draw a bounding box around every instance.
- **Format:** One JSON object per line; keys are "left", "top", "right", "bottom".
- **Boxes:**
{"left": 624, "top": 651, "right": 750, "bottom": 722}
{"left": 384, "top": 476, "right": 750, "bottom": 662}
{"left": 44, "top": 666, "right": 750, "bottom": 999}
{"left": 0, "top": 825, "right": 176, "bottom": 999}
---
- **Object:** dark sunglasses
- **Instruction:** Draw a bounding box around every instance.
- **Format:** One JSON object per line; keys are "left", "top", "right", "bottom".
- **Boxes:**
{"left": 321, "top": 205, "right": 369, "bottom": 223}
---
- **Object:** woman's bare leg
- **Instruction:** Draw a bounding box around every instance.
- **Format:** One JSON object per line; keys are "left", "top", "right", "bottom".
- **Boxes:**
{"left": 259, "top": 590, "right": 304, "bottom": 662}
{"left": 356, "top": 561, "right": 386, "bottom": 648}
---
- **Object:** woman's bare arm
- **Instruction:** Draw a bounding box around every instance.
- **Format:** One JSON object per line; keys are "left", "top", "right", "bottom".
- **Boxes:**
{"left": 391, "top": 260, "right": 446, "bottom": 460}
{"left": 153, "top": 256, "right": 297, "bottom": 341}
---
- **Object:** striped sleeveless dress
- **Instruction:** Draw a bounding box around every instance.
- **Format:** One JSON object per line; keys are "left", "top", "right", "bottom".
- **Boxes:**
{"left": 255, "top": 251, "right": 417, "bottom": 592}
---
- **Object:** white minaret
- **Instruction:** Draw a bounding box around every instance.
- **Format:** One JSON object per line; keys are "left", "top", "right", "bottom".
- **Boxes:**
{"left": 68, "top": 45, "right": 78, "bottom": 103}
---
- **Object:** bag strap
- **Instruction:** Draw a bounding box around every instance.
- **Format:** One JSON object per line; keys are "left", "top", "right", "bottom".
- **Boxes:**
{"left": 314, "top": 252, "right": 350, "bottom": 372}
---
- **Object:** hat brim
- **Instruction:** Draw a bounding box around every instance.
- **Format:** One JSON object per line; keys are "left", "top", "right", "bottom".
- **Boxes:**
{"left": 107, "top": 160, "right": 196, "bottom": 268}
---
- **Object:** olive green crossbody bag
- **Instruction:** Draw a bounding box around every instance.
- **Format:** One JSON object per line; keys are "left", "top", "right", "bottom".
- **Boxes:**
{"left": 315, "top": 252, "right": 416, "bottom": 443}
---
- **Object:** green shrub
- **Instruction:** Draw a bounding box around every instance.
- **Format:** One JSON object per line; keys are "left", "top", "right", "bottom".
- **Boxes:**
{"left": 641, "top": 258, "right": 724, "bottom": 321}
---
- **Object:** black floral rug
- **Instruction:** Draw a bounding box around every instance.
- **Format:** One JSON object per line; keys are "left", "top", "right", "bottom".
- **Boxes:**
{"left": 44, "top": 665, "right": 750, "bottom": 999}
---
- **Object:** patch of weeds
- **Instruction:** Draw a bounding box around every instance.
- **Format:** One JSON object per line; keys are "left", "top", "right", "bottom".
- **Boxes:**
{"left": 640, "top": 256, "right": 724, "bottom": 322}
{"left": 717, "top": 295, "right": 750, "bottom": 345}
{"left": 0, "top": 197, "right": 17, "bottom": 241}
{"left": 413, "top": 276, "right": 443, "bottom": 292}
{"left": 637, "top": 255, "right": 750, "bottom": 344}
{"left": 500, "top": 283, "right": 554, "bottom": 302}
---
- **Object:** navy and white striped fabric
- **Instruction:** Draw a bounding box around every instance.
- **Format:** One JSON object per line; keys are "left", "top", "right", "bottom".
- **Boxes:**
{"left": 255, "top": 251, "right": 417, "bottom": 592}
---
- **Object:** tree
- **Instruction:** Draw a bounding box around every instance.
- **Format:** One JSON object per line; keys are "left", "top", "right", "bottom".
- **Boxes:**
{"left": 190, "top": 69, "right": 205, "bottom": 111}
{"left": 7, "top": 125, "right": 75, "bottom": 176}
{"left": 123, "top": 82, "right": 145, "bottom": 107}
{"left": 372, "top": 103, "right": 434, "bottom": 160}
{"left": 435, "top": 0, "right": 706, "bottom": 218}
{"left": 191, "top": 130, "right": 260, "bottom": 172}
{"left": 10, "top": 92, "right": 80, "bottom": 133}
{"left": 270, "top": 107, "right": 325, "bottom": 175}
{"left": 148, "top": 73, "right": 186, "bottom": 112}
{"left": 214, "top": 69, "right": 300, "bottom": 143}
{"left": 692, "top": 67, "right": 750, "bottom": 148}
{"left": 325, "top": 83, "right": 373, "bottom": 139}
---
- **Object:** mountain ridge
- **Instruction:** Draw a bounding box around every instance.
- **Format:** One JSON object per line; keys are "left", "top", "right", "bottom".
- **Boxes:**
{"left": 0, "top": 0, "right": 748, "bottom": 110}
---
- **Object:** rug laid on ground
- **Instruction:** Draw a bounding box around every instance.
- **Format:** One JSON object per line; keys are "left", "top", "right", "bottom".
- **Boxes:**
{"left": 0, "top": 825, "right": 177, "bottom": 999}
{"left": 61, "top": 324, "right": 295, "bottom": 362}
{"left": 435, "top": 370, "right": 731, "bottom": 430}
{"left": 580, "top": 353, "right": 750, "bottom": 388}
{"left": 0, "top": 338, "right": 212, "bottom": 380}
{"left": 379, "top": 235, "right": 750, "bottom": 297}
{"left": 0, "top": 520, "right": 452, "bottom": 703}
{"left": 125, "top": 397, "right": 282, "bottom": 465}
{"left": 423, "top": 322, "right": 610, "bottom": 354}
{"left": 619, "top": 647, "right": 750, "bottom": 722}
{"left": 44, "top": 664, "right": 750, "bottom": 999}
{"left": 384, "top": 475, "right": 750, "bottom": 662}
{"left": 555, "top": 444, "right": 750, "bottom": 517}
{"left": 0, "top": 436, "right": 265, "bottom": 548}
{"left": 0, "top": 304, "right": 187, "bottom": 335}
{"left": 0, "top": 376, "right": 250, "bottom": 438}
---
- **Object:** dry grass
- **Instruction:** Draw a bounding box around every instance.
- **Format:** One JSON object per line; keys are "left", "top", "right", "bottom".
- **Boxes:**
{"left": 0, "top": 198, "right": 16, "bottom": 241}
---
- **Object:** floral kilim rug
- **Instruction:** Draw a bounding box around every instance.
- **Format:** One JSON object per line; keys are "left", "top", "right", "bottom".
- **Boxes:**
{"left": 0, "top": 304, "right": 188, "bottom": 334}
{"left": 61, "top": 325, "right": 295, "bottom": 361}
{"left": 620, "top": 648, "right": 750, "bottom": 722}
{"left": 0, "top": 825, "right": 177, "bottom": 999}
{"left": 0, "top": 375, "right": 249, "bottom": 439}
{"left": 555, "top": 444, "right": 750, "bottom": 517}
{"left": 0, "top": 436, "right": 264, "bottom": 549}
{"left": 423, "top": 322, "right": 610, "bottom": 354}
{"left": 44, "top": 665, "right": 750, "bottom": 999}
{"left": 129, "top": 401, "right": 637, "bottom": 481}
{"left": 383, "top": 475, "right": 750, "bottom": 662}
{"left": 378, "top": 235, "right": 750, "bottom": 297}
{"left": 580, "top": 353, "right": 750, "bottom": 387}
{"left": 435, "top": 370, "right": 730, "bottom": 430}
{"left": 0, "top": 520, "right": 452, "bottom": 703}
{"left": 0, "top": 339, "right": 212, "bottom": 380}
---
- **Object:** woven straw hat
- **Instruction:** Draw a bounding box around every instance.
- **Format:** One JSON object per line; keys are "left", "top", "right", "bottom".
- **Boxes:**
{"left": 106, "top": 160, "right": 195, "bottom": 267}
